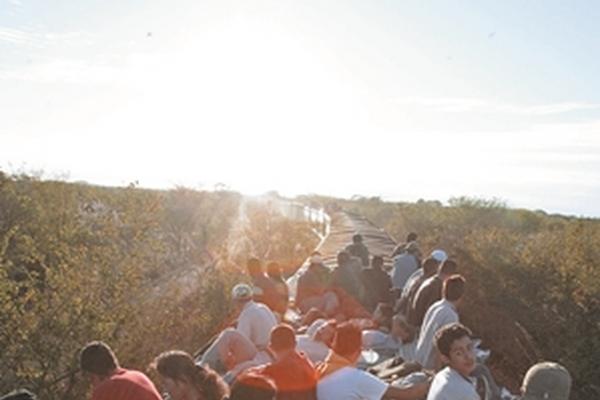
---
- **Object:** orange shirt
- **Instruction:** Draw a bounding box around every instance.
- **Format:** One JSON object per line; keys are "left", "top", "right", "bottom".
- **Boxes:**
{"left": 255, "top": 351, "right": 317, "bottom": 400}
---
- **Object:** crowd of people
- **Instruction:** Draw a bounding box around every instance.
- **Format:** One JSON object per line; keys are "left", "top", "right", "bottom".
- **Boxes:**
{"left": 2, "top": 233, "right": 573, "bottom": 400}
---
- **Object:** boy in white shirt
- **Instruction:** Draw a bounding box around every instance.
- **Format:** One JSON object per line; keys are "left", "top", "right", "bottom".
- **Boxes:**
{"left": 426, "top": 323, "right": 480, "bottom": 400}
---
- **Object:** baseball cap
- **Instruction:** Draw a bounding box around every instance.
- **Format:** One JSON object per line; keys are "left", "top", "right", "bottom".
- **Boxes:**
{"left": 521, "top": 362, "right": 571, "bottom": 400}
{"left": 430, "top": 249, "right": 448, "bottom": 263}
{"left": 231, "top": 283, "right": 253, "bottom": 301}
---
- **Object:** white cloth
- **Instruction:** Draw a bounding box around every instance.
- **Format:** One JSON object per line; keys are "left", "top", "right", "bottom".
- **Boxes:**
{"left": 397, "top": 340, "right": 417, "bottom": 362}
{"left": 415, "top": 299, "right": 459, "bottom": 370}
{"left": 317, "top": 367, "right": 388, "bottom": 400}
{"left": 296, "top": 334, "right": 330, "bottom": 363}
{"left": 237, "top": 300, "right": 277, "bottom": 350}
{"left": 392, "top": 253, "right": 419, "bottom": 290}
{"left": 224, "top": 350, "right": 273, "bottom": 384}
{"left": 362, "top": 330, "right": 401, "bottom": 351}
{"left": 426, "top": 367, "right": 480, "bottom": 400}
{"left": 362, "top": 330, "right": 418, "bottom": 362}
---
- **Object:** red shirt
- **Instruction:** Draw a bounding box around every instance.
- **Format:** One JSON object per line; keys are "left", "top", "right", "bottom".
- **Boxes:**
{"left": 256, "top": 351, "right": 317, "bottom": 400}
{"left": 92, "top": 368, "right": 162, "bottom": 400}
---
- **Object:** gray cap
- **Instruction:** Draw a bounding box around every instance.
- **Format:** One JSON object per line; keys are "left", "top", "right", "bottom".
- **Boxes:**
{"left": 521, "top": 362, "right": 571, "bottom": 400}
{"left": 231, "top": 283, "right": 253, "bottom": 301}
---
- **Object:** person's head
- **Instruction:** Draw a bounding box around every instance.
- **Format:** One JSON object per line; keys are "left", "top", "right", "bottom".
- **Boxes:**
{"left": 247, "top": 257, "right": 262, "bottom": 277}
{"left": 391, "top": 314, "right": 416, "bottom": 343}
{"left": 422, "top": 257, "right": 439, "bottom": 277}
{"left": 434, "top": 323, "right": 475, "bottom": 377}
{"left": 0, "top": 389, "right": 37, "bottom": 400}
{"left": 336, "top": 251, "right": 350, "bottom": 266}
{"left": 332, "top": 322, "right": 362, "bottom": 363}
{"left": 153, "top": 351, "right": 229, "bottom": 400}
{"left": 269, "top": 324, "right": 296, "bottom": 359}
{"left": 309, "top": 257, "right": 323, "bottom": 269}
{"left": 229, "top": 373, "right": 276, "bottom": 400}
{"left": 352, "top": 233, "right": 363, "bottom": 244}
{"left": 266, "top": 261, "right": 282, "bottom": 279}
{"left": 406, "top": 232, "right": 418, "bottom": 242}
{"left": 314, "top": 319, "right": 337, "bottom": 347}
{"left": 438, "top": 259, "right": 458, "bottom": 277}
{"left": 521, "top": 362, "right": 572, "bottom": 400}
{"left": 309, "top": 251, "right": 322, "bottom": 266}
{"left": 231, "top": 283, "right": 253, "bottom": 307}
{"left": 443, "top": 275, "right": 466, "bottom": 305}
{"left": 371, "top": 255, "right": 384, "bottom": 270}
{"left": 79, "top": 341, "right": 119, "bottom": 385}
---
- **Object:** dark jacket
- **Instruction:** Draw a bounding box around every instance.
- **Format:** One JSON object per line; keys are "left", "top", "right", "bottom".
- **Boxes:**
{"left": 408, "top": 275, "right": 443, "bottom": 326}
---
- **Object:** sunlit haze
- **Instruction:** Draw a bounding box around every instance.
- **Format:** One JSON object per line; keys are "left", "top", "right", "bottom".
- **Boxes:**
{"left": 2, "top": 1, "right": 600, "bottom": 216}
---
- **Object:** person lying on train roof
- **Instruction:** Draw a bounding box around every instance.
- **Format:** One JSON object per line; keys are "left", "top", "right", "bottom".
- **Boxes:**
{"left": 316, "top": 322, "right": 430, "bottom": 400}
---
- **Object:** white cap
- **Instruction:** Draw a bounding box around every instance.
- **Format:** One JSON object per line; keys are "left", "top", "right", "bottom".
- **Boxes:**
{"left": 430, "top": 249, "right": 448, "bottom": 263}
{"left": 231, "top": 283, "right": 253, "bottom": 301}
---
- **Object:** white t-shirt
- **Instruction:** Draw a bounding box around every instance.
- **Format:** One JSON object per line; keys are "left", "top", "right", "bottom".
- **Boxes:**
{"left": 426, "top": 367, "right": 480, "bottom": 400}
{"left": 362, "top": 330, "right": 398, "bottom": 349}
{"left": 317, "top": 367, "right": 388, "bottom": 400}
{"left": 391, "top": 253, "right": 419, "bottom": 290}
{"left": 296, "top": 334, "right": 330, "bottom": 363}
{"left": 236, "top": 300, "right": 277, "bottom": 349}
{"left": 415, "top": 299, "right": 458, "bottom": 370}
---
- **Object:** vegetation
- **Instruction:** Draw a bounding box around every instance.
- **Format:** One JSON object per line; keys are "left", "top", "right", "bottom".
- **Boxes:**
{"left": 300, "top": 194, "right": 599, "bottom": 399}
{"left": 0, "top": 172, "right": 317, "bottom": 400}
{"left": 3, "top": 170, "right": 596, "bottom": 399}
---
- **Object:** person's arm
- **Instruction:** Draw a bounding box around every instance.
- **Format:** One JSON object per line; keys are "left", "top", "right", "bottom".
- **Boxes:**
{"left": 236, "top": 310, "right": 252, "bottom": 342}
{"left": 382, "top": 381, "right": 430, "bottom": 400}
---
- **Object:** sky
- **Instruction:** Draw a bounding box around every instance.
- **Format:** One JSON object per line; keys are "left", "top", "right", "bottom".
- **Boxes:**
{"left": 1, "top": 0, "right": 600, "bottom": 217}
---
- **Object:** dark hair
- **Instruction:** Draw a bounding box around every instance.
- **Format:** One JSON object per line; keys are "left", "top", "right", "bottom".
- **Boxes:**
{"left": 443, "top": 275, "right": 466, "bottom": 302}
{"left": 434, "top": 323, "right": 472, "bottom": 357}
{"left": 332, "top": 322, "right": 362, "bottom": 359}
{"left": 229, "top": 373, "right": 276, "bottom": 400}
{"left": 406, "top": 232, "right": 418, "bottom": 242}
{"left": 439, "top": 259, "right": 458, "bottom": 276}
{"left": 0, "top": 389, "right": 37, "bottom": 400}
{"left": 371, "top": 255, "right": 384, "bottom": 269}
{"left": 79, "top": 341, "right": 118, "bottom": 376}
{"left": 266, "top": 261, "right": 282, "bottom": 279}
{"left": 270, "top": 324, "right": 296, "bottom": 352}
{"left": 154, "top": 351, "right": 228, "bottom": 400}
{"left": 337, "top": 251, "right": 350, "bottom": 265}
{"left": 352, "top": 233, "right": 363, "bottom": 243}
{"left": 422, "top": 257, "right": 439, "bottom": 276}
{"left": 247, "top": 257, "right": 262, "bottom": 276}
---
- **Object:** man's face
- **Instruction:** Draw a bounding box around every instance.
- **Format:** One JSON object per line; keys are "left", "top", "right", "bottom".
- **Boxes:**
{"left": 442, "top": 335, "right": 476, "bottom": 377}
